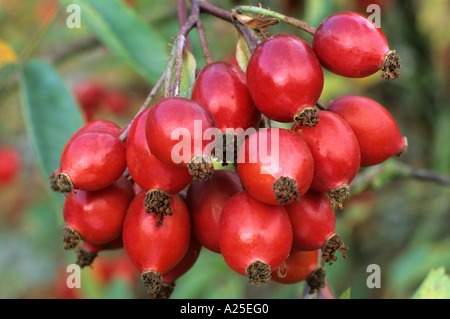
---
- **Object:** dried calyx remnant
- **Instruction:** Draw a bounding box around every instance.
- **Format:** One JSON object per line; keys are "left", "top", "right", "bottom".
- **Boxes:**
{"left": 142, "top": 270, "right": 163, "bottom": 297}
{"left": 144, "top": 189, "right": 172, "bottom": 227}
{"left": 321, "top": 233, "right": 349, "bottom": 266}
{"left": 188, "top": 155, "right": 214, "bottom": 182}
{"left": 397, "top": 136, "right": 408, "bottom": 157}
{"left": 381, "top": 50, "right": 401, "bottom": 80}
{"left": 76, "top": 247, "right": 97, "bottom": 268}
{"left": 293, "top": 107, "right": 320, "bottom": 128}
{"left": 62, "top": 226, "right": 81, "bottom": 250}
{"left": 151, "top": 282, "right": 175, "bottom": 299}
{"left": 55, "top": 173, "right": 75, "bottom": 194}
{"left": 49, "top": 170, "right": 61, "bottom": 192}
{"left": 246, "top": 260, "right": 271, "bottom": 285}
{"left": 306, "top": 267, "right": 326, "bottom": 294}
{"left": 273, "top": 176, "right": 300, "bottom": 204}
{"left": 328, "top": 184, "right": 350, "bottom": 210}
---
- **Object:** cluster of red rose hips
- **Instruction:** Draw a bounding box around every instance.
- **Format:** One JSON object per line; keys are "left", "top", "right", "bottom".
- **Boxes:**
{"left": 50, "top": 11, "right": 405, "bottom": 298}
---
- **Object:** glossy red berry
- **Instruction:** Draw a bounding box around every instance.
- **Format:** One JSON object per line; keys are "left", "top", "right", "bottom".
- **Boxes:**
{"left": 219, "top": 191, "right": 293, "bottom": 285}
{"left": 246, "top": 34, "right": 324, "bottom": 127}
{"left": 57, "top": 130, "right": 126, "bottom": 193}
{"left": 293, "top": 111, "right": 361, "bottom": 207}
{"left": 285, "top": 190, "right": 348, "bottom": 265}
{"left": 237, "top": 128, "right": 314, "bottom": 206}
{"left": 145, "top": 97, "right": 218, "bottom": 181}
{"left": 285, "top": 190, "right": 335, "bottom": 251}
{"left": 312, "top": 11, "right": 400, "bottom": 79}
{"left": 191, "top": 61, "right": 261, "bottom": 132}
{"left": 271, "top": 249, "right": 319, "bottom": 285}
{"left": 126, "top": 108, "right": 193, "bottom": 224}
{"left": 156, "top": 237, "right": 202, "bottom": 299}
{"left": 62, "top": 176, "right": 134, "bottom": 249}
{"left": 123, "top": 192, "right": 191, "bottom": 296}
{"left": 186, "top": 170, "right": 243, "bottom": 253}
{"left": 0, "top": 146, "right": 21, "bottom": 186}
{"left": 327, "top": 95, "right": 407, "bottom": 167}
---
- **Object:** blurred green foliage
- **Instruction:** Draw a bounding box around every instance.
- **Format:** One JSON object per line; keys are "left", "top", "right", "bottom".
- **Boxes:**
{"left": 0, "top": 0, "right": 449, "bottom": 299}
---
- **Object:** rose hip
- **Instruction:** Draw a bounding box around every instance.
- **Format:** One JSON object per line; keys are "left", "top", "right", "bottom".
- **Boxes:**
{"left": 62, "top": 176, "right": 134, "bottom": 249}
{"left": 237, "top": 128, "right": 314, "bottom": 206}
{"left": 145, "top": 97, "right": 218, "bottom": 181}
{"left": 219, "top": 191, "right": 293, "bottom": 285}
{"left": 123, "top": 192, "right": 191, "bottom": 296}
{"left": 126, "top": 108, "right": 193, "bottom": 225}
{"left": 293, "top": 111, "right": 361, "bottom": 208}
{"left": 312, "top": 11, "right": 400, "bottom": 79}
{"left": 246, "top": 34, "right": 324, "bottom": 127}
{"left": 186, "top": 170, "right": 243, "bottom": 253}
{"left": 327, "top": 95, "right": 407, "bottom": 167}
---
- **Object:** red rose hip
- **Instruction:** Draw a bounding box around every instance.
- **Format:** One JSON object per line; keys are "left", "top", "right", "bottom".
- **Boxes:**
{"left": 219, "top": 191, "right": 293, "bottom": 285}
{"left": 186, "top": 170, "right": 243, "bottom": 253}
{"left": 271, "top": 249, "right": 319, "bottom": 285}
{"left": 56, "top": 130, "right": 126, "bottom": 193}
{"left": 327, "top": 95, "right": 407, "bottom": 167}
{"left": 126, "top": 108, "right": 193, "bottom": 225}
{"left": 62, "top": 176, "right": 134, "bottom": 249}
{"left": 293, "top": 111, "right": 361, "bottom": 208}
{"left": 191, "top": 61, "right": 261, "bottom": 165}
{"left": 123, "top": 192, "right": 191, "bottom": 296}
{"left": 191, "top": 61, "right": 260, "bottom": 132}
{"left": 237, "top": 128, "right": 314, "bottom": 206}
{"left": 155, "top": 237, "right": 202, "bottom": 299}
{"left": 146, "top": 97, "right": 218, "bottom": 181}
{"left": 285, "top": 190, "right": 348, "bottom": 265}
{"left": 246, "top": 34, "right": 324, "bottom": 127}
{"left": 312, "top": 11, "right": 400, "bottom": 79}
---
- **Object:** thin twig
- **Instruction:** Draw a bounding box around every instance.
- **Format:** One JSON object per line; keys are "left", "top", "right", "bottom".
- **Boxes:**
{"left": 234, "top": 5, "right": 316, "bottom": 35}
{"left": 196, "top": 0, "right": 259, "bottom": 52}
{"left": 192, "top": 0, "right": 213, "bottom": 64}
{"left": 315, "top": 101, "right": 327, "bottom": 110}
{"left": 177, "top": 0, "right": 192, "bottom": 52}
{"left": 171, "top": 35, "right": 186, "bottom": 97}
{"left": 164, "top": 42, "right": 179, "bottom": 98}
{"left": 349, "top": 160, "right": 450, "bottom": 198}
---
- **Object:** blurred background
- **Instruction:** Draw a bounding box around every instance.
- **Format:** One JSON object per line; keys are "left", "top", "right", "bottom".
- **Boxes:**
{"left": 0, "top": 0, "right": 449, "bottom": 299}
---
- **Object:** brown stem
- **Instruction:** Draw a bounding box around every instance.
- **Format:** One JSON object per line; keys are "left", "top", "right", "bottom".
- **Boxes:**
{"left": 177, "top": 0, "right": 192, "bottom": 52}
{"left": 196, "top": 0, "right": 259, "bottom": 52}
{"left": 315, "top": 100, "right": 327, "bottom": 111}
{"left": 193, "top": 0, "right": 213, "bottom": 64}
{"left": 171, "top": 35, "right": 187, "bottom": 97}
{"left": 349, "top": 160, "right": 450, "bottom": 199}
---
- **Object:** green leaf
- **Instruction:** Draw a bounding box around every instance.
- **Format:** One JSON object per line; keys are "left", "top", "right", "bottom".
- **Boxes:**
{"left": 412, "top": 267, "right": 450, "bottom": 299}
{"left": 20, "top": 60, "right": 84, "bottom": 215}
{"left": 61, "top": 0, "right": 168, "bottom": 83}
{"left": 339, "top": 287, "right": 351, "bottom": 299}
{"left": 235, "top": 33, "right": 251, "bottom": 72}
{"left": 178, "top": 48, "right": 197, "bottom": 98}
